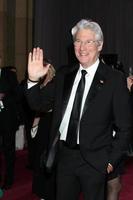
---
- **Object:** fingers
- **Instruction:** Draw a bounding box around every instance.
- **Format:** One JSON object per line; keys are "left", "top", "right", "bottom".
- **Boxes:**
{"left": 28, "top": 52, "right": 32, "bottom": 64}
{"left": 107, "top": 163, "right": 113, "bottom": 174}
{"left": 29, "top": 47, "right": 43, "bottom": 62}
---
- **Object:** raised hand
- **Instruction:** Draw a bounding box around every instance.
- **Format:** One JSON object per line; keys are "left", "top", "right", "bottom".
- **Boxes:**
{"left": 28, "top": 47, "right": 50, "bottom": 81}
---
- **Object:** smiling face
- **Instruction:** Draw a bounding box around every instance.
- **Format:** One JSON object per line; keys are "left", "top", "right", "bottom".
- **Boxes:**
{"left": 74, "top": 29, "right": 103, "bottom": 68}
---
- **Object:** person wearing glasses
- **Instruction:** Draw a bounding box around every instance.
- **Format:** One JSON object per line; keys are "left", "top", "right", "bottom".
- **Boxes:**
{"left": 26, "top": 19, "right": 132, "bottom": 200}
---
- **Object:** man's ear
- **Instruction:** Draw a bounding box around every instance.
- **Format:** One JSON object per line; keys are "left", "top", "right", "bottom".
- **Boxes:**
{"left": 98, "top": 42, "right": 103, "bottom": 52}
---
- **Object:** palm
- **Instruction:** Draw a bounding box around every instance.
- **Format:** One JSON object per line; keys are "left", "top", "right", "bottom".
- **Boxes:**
{"left": 28, "top": 47, "right": 49, "bottom": 81}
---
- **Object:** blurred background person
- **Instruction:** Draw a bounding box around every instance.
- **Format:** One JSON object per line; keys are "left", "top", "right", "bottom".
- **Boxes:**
{"left": 19, "top": 74, "right": 35, "bottom": 169}
{"left": 0, "top": 56, "right": 4, "bottom": 199}
{"left": 0, "top": 66, "right": 20, "bottom": 190}
{"left": 31, "top": 64, "right": 56, "bottom": 200}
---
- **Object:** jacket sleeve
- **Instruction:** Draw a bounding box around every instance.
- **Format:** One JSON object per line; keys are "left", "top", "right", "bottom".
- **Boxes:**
{"left": 25, "top": 78, "right": 55, "bottom": 113}
{"left": 109, "top": 72, "right": 133, "bottom": 167}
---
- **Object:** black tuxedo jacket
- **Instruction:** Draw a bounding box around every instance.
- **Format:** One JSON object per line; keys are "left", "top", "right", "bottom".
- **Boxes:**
{"left": 26, "top": 61, "right": 132, "bottom": 173}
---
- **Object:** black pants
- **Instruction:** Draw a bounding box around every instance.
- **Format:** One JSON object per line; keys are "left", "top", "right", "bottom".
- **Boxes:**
{"left": 0, "top": 130, "right": 16, "bottom": 184}
{"left": 56, "top": 142, "right": 106, "bottom": 200}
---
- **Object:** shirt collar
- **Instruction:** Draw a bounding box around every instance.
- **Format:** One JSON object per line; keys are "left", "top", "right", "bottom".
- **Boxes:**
{"left": 79, "top": 59, "right": 99, "bottom": 76}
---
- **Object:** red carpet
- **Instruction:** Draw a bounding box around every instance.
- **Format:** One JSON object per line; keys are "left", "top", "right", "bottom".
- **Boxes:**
{"left": 119, "top": 158, "right": 133, "bottom": 200}
{"left": 1, "top": 150, "right": 39, "bottom": 200}
{"left": 1, "top": 150, "right": 133, "bottom": 200}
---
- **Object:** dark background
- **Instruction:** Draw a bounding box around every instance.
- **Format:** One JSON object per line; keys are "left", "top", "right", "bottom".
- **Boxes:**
{"left": 33, "top": 0, "right": 133, "bottom": 74}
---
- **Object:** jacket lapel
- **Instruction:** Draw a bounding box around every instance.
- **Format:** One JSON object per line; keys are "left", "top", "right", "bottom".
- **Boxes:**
{"left": 82, "top": 62, "right": 108, "bottom": 116}
{"left": 61, "top": 64, "right": 79, "bottom": 117}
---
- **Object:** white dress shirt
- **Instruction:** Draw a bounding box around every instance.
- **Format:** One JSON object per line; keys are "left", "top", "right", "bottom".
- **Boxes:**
{"left": 59, "top": 59, "right": 99, "bottom": 143}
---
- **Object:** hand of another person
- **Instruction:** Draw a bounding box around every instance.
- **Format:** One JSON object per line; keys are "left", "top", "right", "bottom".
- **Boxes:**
{"left": 107, "top": 163, "right": 114, "bottom": 174}
{"left": 28, "top": 47, "right": 50, "bottom": 81}
{"left": 127, "top": 76, "right": 133, "bottom": 91}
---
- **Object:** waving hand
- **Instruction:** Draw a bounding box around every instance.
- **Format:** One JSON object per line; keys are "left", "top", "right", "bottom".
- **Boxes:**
{"left": 28, "top": 47, "right": 50, "bottom": 82}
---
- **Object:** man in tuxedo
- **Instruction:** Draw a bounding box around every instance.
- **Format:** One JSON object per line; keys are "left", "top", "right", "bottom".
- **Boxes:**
{"left": 0, "top": 66, "right": 20, "bottom": 189}
{"left": 26, "top": 19, "right": 132, "bottom": 200}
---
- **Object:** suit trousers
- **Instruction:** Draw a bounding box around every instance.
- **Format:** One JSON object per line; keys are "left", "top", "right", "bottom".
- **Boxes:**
{"left": 56, "top": 141, "right": 106, "bottom": 200}
{"left": 0, "top": 113, "right": 17, "bottom": 184}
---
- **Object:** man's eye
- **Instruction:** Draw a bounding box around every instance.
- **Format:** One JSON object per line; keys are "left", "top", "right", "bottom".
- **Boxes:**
{"left": 87, "top": 41, "right": 93, "bottom": 44}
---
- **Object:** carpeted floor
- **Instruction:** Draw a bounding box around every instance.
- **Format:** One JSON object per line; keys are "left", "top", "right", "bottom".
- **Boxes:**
{"left": 119, "top": 158, "right": 133, "bottom": 200}
{"left": 0, "top": 150, "right": 39, "bottom": 200}
{"left": 1, "top": 150, "right": 133, "bottom": 200}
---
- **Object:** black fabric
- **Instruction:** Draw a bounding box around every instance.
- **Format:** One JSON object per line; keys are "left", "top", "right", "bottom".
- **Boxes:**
{"left": 45, "top": 133, "right": 60, "bottom": 172}
{"left": 32, "top": 112, "right": 56, "bottom": 199}
{"left": 66, "top": 70, "right": 87, "bottom": 148}
{"left": 0, "top": 68, "right": 20, "bottom": 186}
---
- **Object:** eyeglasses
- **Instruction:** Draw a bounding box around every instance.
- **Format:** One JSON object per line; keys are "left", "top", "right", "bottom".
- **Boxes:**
{"left": 74, "top": 39, "right": 98, "bottom": 47}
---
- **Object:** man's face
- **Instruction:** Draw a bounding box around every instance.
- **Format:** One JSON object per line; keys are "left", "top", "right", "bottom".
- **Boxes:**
{"left": 74, "top": 29, "right": 103, "bottom": 68}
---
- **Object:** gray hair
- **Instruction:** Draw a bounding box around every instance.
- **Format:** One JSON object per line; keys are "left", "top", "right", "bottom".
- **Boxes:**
{"left": 71, "top": 19, "right": 104, "bottom": 44}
